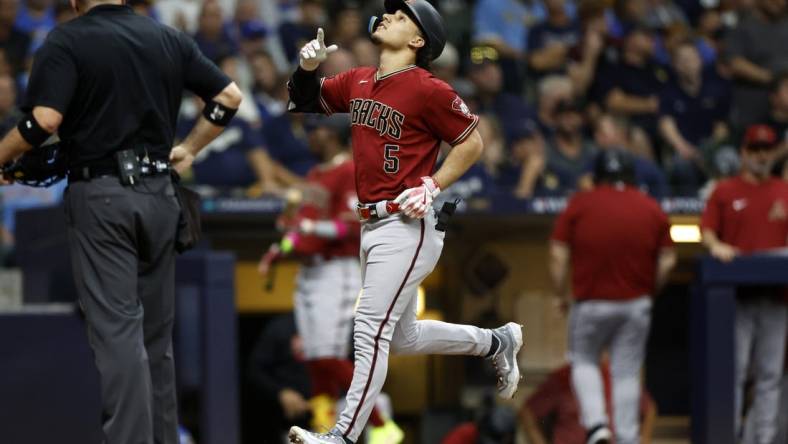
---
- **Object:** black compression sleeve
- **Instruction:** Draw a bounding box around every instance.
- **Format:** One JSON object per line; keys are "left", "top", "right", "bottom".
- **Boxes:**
{"left": 287, "top": 67, "right": 323, "bottom": 113}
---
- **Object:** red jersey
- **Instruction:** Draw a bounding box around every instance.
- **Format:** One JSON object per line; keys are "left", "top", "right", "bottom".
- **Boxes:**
{"left": 295, "top": 159, "right": 360, "bottom": 258}
{"left": 319, "top": 65, "right": 479, "bottom": 203}
{"left": 700, "top": 177, "right": 788, "bottom": 253}
{"left": 551, "top": 185, "right": 673, "bottom": 301}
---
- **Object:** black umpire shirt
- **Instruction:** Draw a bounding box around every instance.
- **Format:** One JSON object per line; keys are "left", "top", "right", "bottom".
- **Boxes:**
{"left": 22, "top": 4, "right": 230, "bottom": 168}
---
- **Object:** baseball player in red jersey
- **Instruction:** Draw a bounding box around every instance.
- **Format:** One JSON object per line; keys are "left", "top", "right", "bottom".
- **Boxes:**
{"left": 259, "top": 115, "right": 402, "bottom": 442}
{"left": 700, "top": 125, "right": 788, "bottom": 444}
{"left": 284, "top": 1, "right": 523, "bottom": 443}
{"left": 550, "top": 150, "right": 676, "bottom": 444}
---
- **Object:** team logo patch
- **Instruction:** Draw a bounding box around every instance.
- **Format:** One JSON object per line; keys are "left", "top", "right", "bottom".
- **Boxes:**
{"left": 452, "top": 96, "right": 471, "bottom": 117}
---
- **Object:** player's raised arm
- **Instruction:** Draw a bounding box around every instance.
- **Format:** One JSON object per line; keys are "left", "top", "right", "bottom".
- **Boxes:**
{"left": 288, "top": 28, "right": 339, "bottom": 114}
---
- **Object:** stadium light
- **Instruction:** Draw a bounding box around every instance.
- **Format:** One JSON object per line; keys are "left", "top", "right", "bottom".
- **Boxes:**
{"left": 670, "top": 224, "right": 701, "bottom": 243}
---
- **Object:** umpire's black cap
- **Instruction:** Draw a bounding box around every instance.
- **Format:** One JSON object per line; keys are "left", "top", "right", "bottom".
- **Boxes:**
{"left": 384, "top": 0, "right": 446, "bottom": 60}
{"left": 593, "top": 149, "right": 636, "bottom": 185}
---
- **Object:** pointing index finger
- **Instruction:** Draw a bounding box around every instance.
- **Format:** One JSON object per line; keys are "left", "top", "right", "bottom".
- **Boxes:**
{"left": 317, "top": 27, "right": 325, "bottom": 48}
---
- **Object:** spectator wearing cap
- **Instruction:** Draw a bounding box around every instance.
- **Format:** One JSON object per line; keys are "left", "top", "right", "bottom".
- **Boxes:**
{"left": 540, "top": 99, "right": 597, "bottom": 196}
{"left": 700, "top": 123, "right": 788, "bottom": 444}
{"left": 0, "top": 0, "right": 31, "bottom": 77}
{"left": 234, "top": 18, "right": 269, "bottom": 92}
{"left": 724, "top": 0, "right": 788, "bottom": 130}
{"left": 527, "top": 0, "right": 580, "bottom": 80}
{"left": 193, "top": 0, "right": 239, "bottom": 62}
{"left": 767, "top": 72, "right": 788, "bottom": 146}
{"left": 583, "top": 113, "right": 668, "bottom": 199}
{"left": 592, "top": 27, "right": 670, "bottom": 159}
{"left": 471, "top": 0, "right": 528, "bottom": 95}
{"left": 659, "top": 39, "right": 731, "bottom": 196}
{"left": 505, "top": 116, "right": 546, "bottom": 199}
{"left": 520, "top": 362, "right": 657, "bottom": 444}
{"left": 467, "top": 46, "right": 535, "bottom": 141}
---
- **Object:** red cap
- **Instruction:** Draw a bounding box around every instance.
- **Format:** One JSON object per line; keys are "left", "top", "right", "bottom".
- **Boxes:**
{"left": 743, "top": 124, "right": 778, "bottom": 149}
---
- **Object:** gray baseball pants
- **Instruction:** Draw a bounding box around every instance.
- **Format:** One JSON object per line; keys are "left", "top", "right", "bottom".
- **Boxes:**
{"left": 735, "top": 294, "right": 786, "bottom": 444}
{"left": 334, "top": 211, "right": 493, "bottom": 442}
{"left": 569, "top": 297, "right": 652, "bottom": 444}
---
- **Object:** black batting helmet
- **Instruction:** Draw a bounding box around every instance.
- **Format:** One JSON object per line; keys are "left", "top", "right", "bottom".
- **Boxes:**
{"left": 382, "top": 0, "right": 446, "bottom": 60}
{"left": 593, "top": 149, "right": 636, "bottom": 185}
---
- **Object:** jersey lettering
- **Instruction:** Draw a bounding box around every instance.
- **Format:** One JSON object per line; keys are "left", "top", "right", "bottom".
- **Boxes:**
{"left": 349, "top": 99, "right": 404, "bottom": 140}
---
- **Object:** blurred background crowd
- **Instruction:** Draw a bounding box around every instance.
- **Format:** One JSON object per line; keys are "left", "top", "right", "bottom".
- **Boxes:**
{"left": 3, "top": 0, "right": 788, "bottom": 206}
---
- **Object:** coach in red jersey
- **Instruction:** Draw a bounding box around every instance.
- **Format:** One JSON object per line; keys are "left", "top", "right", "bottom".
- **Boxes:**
{"left": 550, "top": 150, "right": 676, "bottom": 444}
{"left": 284, "top": 1, "right": 524, "bottom": 444}
{"left": 700, "top": 124, "right": 788, "bottom": 444}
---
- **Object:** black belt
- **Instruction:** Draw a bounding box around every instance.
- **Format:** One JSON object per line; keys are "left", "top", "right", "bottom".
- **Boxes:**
{"left": 68, "top": 160, "right": 171, "bottom": 182}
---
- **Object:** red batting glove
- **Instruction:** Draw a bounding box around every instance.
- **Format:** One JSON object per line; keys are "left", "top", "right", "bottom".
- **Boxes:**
{"left": 394, "top": 176, "right": 441, "bottom": 219}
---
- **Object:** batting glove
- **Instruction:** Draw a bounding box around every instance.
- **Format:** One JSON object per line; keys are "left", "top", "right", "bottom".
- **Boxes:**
{"left": 299, "top": 27, "right": 339, "bottom": 71}
{"left": 394, "top": 176, "right": 441, "bottom": 219}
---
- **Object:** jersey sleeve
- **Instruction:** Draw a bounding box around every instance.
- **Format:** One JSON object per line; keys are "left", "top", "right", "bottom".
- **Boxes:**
{"left": 319, "top": 69, "right": 356, "bottom": 115}
{"left": 423, "top": 83, "right": 480, "bottom": 146}
{"left": 180, "top": 33, "right": 231, "bottom": 100}
{"left": 551, "top": 197, "right": 579, "bottom": 244}
{"left": 22, "top": 31, "right": 78, "bottom": 114}
{"left": 700, "top": 184, "right": 722, "bottom": 233}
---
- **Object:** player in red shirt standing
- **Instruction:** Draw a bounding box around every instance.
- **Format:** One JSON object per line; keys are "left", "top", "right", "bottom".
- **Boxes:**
{"left": 700, "top": 124, "right": 788, "bottom": 444}
{"left": 259, "top": 115, "right": 403, "bottom": 442}
{"left": 550, "top": 150, "right": 676, "bottom": 444}
{"left": 285, "top": 1, "right": 524, "bottom": 443}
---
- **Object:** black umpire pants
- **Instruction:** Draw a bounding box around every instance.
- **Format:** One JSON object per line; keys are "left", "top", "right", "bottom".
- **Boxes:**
{"left": 64, "top": 175, "right": 180, "bottom": 444}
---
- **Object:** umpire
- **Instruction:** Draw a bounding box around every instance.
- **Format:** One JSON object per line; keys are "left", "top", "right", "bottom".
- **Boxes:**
{"left": 0, "top": 0, "right": 242, "bottom": 443}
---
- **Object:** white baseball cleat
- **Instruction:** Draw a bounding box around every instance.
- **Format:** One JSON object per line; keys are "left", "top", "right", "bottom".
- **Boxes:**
{"left": 489, "top": 322, "right": 523, "bottom": 399}
{"left": 288, "top": 426, "right": 349, "bottom": 444}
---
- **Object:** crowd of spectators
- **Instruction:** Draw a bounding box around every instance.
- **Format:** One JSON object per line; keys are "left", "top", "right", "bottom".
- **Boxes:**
{"left": 3, "top": 0, "right": 788, "bottom": 201}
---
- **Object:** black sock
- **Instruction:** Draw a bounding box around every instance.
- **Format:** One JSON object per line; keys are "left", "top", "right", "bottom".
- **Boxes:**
{"left": 485, "top": 334, "right": 500, "bottom": 358}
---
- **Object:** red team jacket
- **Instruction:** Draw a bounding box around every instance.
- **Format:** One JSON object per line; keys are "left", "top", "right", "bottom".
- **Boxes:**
{"left": 318, "top": 65, "right": 479, "bottom": 203}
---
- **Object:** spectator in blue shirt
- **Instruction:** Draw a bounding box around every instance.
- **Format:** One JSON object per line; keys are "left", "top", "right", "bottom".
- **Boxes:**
{"left": 263, "top": 113, "right": 318, "bottom": 178}
{"left": 659, "top": 40, "right": 730, "bottom": 196}
{"left": 193, "top": 0, "right": 239, "bottom": 62}
{"left": 592, "top": 27, "right": 669, "bottom": 159}
{"left": 472, "top": 0, "right": 532, "bottom": 94}
{"left": 527, "top": 0, "right": 580, "bottom": 78}
{"left": 13, "top": 0, "right": 54, "bottom": 55}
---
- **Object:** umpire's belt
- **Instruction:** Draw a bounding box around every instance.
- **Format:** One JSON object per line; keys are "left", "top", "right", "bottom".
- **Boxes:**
{"left": 68, "top": 158, "right": 170, "bottom": 182}
{"left": 356, "top": 201, "right": 400, "bottom": 221}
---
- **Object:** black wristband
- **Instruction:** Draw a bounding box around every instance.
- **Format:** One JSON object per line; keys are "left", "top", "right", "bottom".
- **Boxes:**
{"left": 202, "top": 101, "right": 237, "bottom": 126}
{"left": 17, "top": 113, "right": 52, "bottom": 147}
